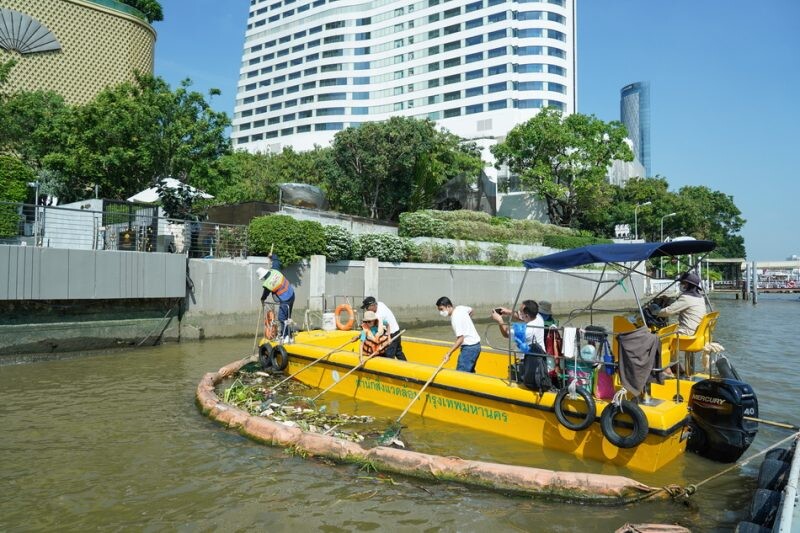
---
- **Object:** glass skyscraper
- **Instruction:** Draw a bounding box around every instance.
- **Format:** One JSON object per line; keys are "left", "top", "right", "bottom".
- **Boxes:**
{"left": 232, "top": 0, "right": 577, "bottom": 152}
{"left": 620, "top": 81, "right": 651, "bottom": 177}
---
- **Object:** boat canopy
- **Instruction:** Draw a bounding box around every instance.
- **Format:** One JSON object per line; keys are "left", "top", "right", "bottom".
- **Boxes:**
{"left": 522, "top": 240, "right": 716, "bottom": 271}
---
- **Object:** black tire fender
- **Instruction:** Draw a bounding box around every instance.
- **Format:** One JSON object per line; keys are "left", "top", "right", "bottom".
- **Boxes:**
{"left": 757, "top": 458, "right": 790, "bottom": 491}
{"left": 258, "top": 344, "right": 273, "bottom": 370}
{"left": 270, "top": 345, "right": 289, "bottom": 371}
{"left": 600, "top": 400, "right": 649, "bottom": 449}
{"left": 554, "top": 387, "right": 596, "bottom": 431}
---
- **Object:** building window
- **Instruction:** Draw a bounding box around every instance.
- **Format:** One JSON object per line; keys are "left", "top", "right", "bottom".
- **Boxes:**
{"left": 443, "top": 40, "right": 460, "bottom": 52}
{"left": 487, "top": 64, "right": 507, "bottom": 75}
{"left": 488, "top": 99, "right": 507, "bottom": 110}
{"left": 352, "top": 107, "right": 369, "bottom": 115}
{"left": 281, "top": 128, "right": 294, "bottom": 135}
{"left": 548, "top": 100, "right": 565, "bottom": 110}
{"left": 488, "top": 81, "right": 506, "bottom": 92}
{"left": 517, "top": 81, "right": 543, "bottom": 90}
{"left": 444, "top": 57, "right": 461, "bottom": 68}
{"left": 488, "top": 46, "right": 506, "bottom": 58}
{"left": 516, "top": 98, "right": 543, "bottom": 109}
{"left": 319, "top": 92, "right": 347, "bottom": 101}
{"left": 548, "top": 64, "right": 566, "bottom": 76}
{"left": 487, "top": 11, "right": 507, "bottom": 23}
{"left": 353, "top": 76, "right": 370, "bottom": 85}
{"left": 444, "top": 7, "right": 461, "bottom": 18}
{"left": 444, "top": 90, "right": 460, "bottom": 101}
{"left": 465, "top": 52, "right": 483, "bottom": 63}
{"left": 465, "top": 0, "right": 482, "bottom": 12}
{"left": 465, "top": 35, "right": 483, "bottom": 46}
{"left": 518, "top": 46, "right": 543, "bottom": 55}
{"left": 297, "top": 125, "right": 311, "bottom": 133}
{"left": 465, "top": 86, "right": 483, "bottom": 97}
{"left": 465, "top": 68, "right": 483, "bottom": 80}
{"left": 444, "top": 23, "right": 460, "bottom": 35}
{"left": 268, "top": 117, "right": 280, "bottom": 125}
{"left": 465, "top": 103, "right": 483, "bottom": 114}
{"left": 352, "top": 92, "right": 370, "bottom": 99}
{"left": 443, "top": 107, "right": 461, "bottom": 118}
{"left": 444, "top": 73, "right": 461, "bottom": 84}
{"left": 315, "top": 122, "right": 344, "bottom": 130}
{"left": 465, "top": 17, "right": 483, "bottom": 29}
{"left": 518, "top": 63, "right": 543, "bottom": 73}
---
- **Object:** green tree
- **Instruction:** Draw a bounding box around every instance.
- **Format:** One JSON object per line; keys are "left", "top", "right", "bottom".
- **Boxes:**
{"left": 0, "top": 155, "right": 35, "bottom": 237}
{"left": 0, "top": 59, "right": 15, "bottom": 89}
{"left": 491, "top": 107, "right": 633, "bottom": 227}
{"left": 44, "top": 74, "right": 230, "bottom": 202}
{"left": 327, "top": 117, "right": 482, "bottom": 220}
{"left": 0, "top": 90, "right": 68, "bottom": 170}
{"left": 119, "top": 0, "right": 163, "bottom": 22}
{"left": 675, "top": 185, "right": 745, "bottom": 258}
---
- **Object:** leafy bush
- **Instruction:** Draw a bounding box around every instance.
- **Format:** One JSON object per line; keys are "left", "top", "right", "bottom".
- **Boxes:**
{"left": 487, "top": 244, "right": 510, "bottom": 265}
{"left": 0, "top": 156, "right": 32, "bottom": 238}
{"left": 401, "top": 239, "right": 420, "bottom": 263}
{"left": 453, "top": 242, "right": 481, "bottom": 263}
{"left": 248, "top": 214, "right": 325, "bottom": 264}
{"left": 324, "top": 224, "right": 353, "bottom": 261}
{"left": 402, "top": 209, "right": 581, "bottom": 245}
{"left": 416, "top": 241, "right": 455, "bottom": 263}
{"left": 355, "top": 233, "right": 406, "bottom": 262}
{"left": 398, "top": 211, "right": 447, "bottom": 238}
{"left": 542, "top": 234, "right": 613, "bottom": 249}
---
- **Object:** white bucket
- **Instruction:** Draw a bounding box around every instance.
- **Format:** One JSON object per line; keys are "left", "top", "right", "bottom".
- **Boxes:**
{"left": 322, "top": 312, "right": 336, "bottom": 331}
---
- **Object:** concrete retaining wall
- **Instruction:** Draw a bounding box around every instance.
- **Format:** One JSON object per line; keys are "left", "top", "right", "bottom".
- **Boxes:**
{"left": 182, "top": 256, "right": 643, "bottom": 339}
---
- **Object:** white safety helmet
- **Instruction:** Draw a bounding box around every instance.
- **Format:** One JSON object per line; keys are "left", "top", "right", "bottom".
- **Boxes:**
{"left": 256, "top": 267, "right": 269, "bottom": 280}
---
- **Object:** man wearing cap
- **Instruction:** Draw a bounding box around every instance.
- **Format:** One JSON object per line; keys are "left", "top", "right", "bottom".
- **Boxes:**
{"left": 256, "top": 253, "right": 296, "bottom": 340}
{"left": 656, "top": 271, "right": 707, "bottom": 335}
{"left": 538, "top": 300, "right": 558, "bottom": 327}
{"left": 361, "top": 296, "right": 406, "bottom": 360}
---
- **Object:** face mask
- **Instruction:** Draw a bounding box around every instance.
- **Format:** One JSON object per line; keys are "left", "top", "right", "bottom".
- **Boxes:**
{"left": 439, "top": 310, "right": 449, "bottom": 317}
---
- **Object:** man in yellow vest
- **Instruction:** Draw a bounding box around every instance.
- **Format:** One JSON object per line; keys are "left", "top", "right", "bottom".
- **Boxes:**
{"left": 256, "top": 254, "right": 295, "bottom": 340}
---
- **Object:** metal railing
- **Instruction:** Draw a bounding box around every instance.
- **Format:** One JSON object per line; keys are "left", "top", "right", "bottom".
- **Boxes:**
{"left": 0, "top": 202, "right": 248, "bottom": 258}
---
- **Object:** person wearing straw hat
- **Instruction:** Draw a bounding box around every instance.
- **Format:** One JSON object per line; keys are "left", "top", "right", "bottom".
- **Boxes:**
{"left": 656, "top": 271, "right": 707, "bottom": 336}
{"left": 359, "top": 310, "right": 390, "bottom": 362}
{"left": 256, "top": 253, "right": 295, "bottom": 340}
{"left": 361, "top": 296, "right": 406, "bottom": 361}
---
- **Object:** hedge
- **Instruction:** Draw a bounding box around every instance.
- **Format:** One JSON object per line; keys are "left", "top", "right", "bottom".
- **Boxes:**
{"left": 248, "top": 214, "right": 326, "bottom": 264}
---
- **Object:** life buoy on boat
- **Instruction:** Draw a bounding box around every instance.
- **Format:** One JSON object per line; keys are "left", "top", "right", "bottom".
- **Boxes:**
{"left": 600, "top": 400, "right": 649, "bottom": 449}
{"left": 264, "top": 309, "right": 278, "bottom": 339}
{"left": 334, "top": 304, "right": 355, "bottom": 330}
{"left": 554, "top": 387, "right": 596, "bottom": 431}
{"left": 271, "top": 345, "right": 289, "bottom": 371}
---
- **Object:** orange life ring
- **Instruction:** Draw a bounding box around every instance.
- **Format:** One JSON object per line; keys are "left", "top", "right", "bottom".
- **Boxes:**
{"left": 264, "top": 309, "right": 278, "bottom": 339}
{"left": 334, "top": 303, "right": 355, "bottom": 330}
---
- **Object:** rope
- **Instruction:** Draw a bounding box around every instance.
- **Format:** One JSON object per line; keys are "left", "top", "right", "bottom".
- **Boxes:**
{"left": 679, "top": 430, "right": 800, "bottom": 498}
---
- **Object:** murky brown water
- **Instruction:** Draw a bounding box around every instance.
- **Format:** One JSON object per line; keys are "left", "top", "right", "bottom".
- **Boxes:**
{"left": 1, "top": 296, "right": 798, "bottom": 531}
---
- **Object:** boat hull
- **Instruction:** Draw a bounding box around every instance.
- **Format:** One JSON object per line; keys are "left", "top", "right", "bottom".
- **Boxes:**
{"left": 266, "top": 330, "right": 690, "bottom": 473}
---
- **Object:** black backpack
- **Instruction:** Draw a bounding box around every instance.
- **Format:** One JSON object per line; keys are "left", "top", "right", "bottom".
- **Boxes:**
{"left": 521, "top": 340, "right": 550, "bottom": 394}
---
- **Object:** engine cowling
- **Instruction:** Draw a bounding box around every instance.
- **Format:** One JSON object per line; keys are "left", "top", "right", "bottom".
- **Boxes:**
{"left": 687, "top": 377, "right": 758, "bottom": 463}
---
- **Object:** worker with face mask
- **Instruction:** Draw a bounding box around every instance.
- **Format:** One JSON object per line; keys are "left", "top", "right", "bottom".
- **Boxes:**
{"left": 656, "top": 271, "right": 708, "bottom": 335}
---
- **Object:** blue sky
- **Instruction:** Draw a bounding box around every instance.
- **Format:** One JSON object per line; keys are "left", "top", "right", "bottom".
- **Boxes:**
{"left": 154, "top": 0, "right": 799, "bottom": 261}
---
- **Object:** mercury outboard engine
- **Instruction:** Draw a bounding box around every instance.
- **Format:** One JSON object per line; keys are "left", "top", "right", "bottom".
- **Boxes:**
{"left": 687, "top": 377, "right": 758, "bottom": 463}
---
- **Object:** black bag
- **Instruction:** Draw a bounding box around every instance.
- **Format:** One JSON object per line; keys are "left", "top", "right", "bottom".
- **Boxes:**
{"left": 521, "top": 353, "right": 550, "bottom": 394}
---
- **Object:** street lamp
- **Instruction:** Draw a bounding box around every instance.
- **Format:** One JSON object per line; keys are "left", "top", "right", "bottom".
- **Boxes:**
{"left": 634, "top": 201, "right": 651, "bottom": 241}
{"left": 660, "top": 212, "right": 677, "bottom": 278}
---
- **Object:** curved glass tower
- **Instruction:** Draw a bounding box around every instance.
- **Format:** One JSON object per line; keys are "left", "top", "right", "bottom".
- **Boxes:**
{"left": 233, "top": 0, "right": 576, "bottom": 152}
{"left": 620, "top": 81, "right": 651, "bottom": 177}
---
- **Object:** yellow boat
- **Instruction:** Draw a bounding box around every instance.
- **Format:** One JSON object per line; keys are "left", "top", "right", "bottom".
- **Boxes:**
{"left": 258, "top": 240, "right": 759, "bottom": 473}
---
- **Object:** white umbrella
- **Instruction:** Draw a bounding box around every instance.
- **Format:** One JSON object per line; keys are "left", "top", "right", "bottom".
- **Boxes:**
{"left": 126, "top": 177, "right": 213, "bottom": 203}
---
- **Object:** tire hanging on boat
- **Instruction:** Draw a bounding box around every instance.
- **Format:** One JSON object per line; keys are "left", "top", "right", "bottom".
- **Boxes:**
{"left": 600, "top": 400, "right": 649, "bottom": 449}
{"left": 270, "top": 345, "right": 289, "bottom": 371}
{"left": 554, "top": 387, "right": 596, "bottom": 431}
{"left": 258, "top": 344, "right": 273, "bottom": 370}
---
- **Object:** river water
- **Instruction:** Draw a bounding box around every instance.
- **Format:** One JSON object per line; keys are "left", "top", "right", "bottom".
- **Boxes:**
{"left": 1, "top": 295, "right": 798, "bottom": 532}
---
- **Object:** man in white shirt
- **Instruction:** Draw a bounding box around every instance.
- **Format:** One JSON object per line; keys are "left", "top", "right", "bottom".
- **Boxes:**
{"left": 435, "top": 296, "right": 481, "bottom": 373}
{"left": 491, "top": 300, "right": 544, "bottom": 357}
{"left": 361, "top": 296, "right": 406, "bottom": 360}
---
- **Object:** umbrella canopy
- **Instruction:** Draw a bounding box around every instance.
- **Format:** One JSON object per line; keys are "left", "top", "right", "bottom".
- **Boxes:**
{"left": 126, "top": 177, "right": 213, "bottom": 204}
{"left": 522, "top": 240, "right": 716, "bottom": 271}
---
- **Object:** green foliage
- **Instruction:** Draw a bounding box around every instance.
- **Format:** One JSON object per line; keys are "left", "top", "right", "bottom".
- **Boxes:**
{"left": 327, "top": 117, "right": 482, "bottom": 220}
{"left": 156, "top": 178, "right": 196, "bottom": 219}
{"left": 401, "top": 239, "right": 420, "bottom": 262}
{"left": 323, "top": 225, "right": 353, "bottom": 262}
{"left": 118, "top": 0, "right": 163, "bottom": 22}
{"left": 44, "top": 74, "right": 230, "bottom": 202}
{"left": 415, "top": 241, "right": 455, "bottom": 263}
{"left": 295, "top": 219, "right": 326, "bottom": 259}
{"left": 0, "top": 156, "right": 32, "bottom": 237}
{"left": 354, "top": 233, "right": 406, "bottom": 262}
{"left": 0, "top": 90, "right": 68, "bottom": 171}
{"left": 491, "top": 108, "right": 633, "bottom": 228}
{"left": 454, "top": 242, "right": 482, "bottom": 263}
{"left": 0, "top": 59, "right": 16, "bottom": 90}
{"left": 247, "top": 214, "right": 325, "bottom": 264}
{"left": 398, "top": 211, "right": 447, "bottom": 238}
{"left": 486, "top": 244, "right": 510, "bottom": 265}
{"left": 399, "top": 209, "right": 575, "bottom": 245}
{"left": 542, "top": 234, "right": 613, "bottom": 249}
{"left": 216, "top": 226, "right": 248, "bottom": 258}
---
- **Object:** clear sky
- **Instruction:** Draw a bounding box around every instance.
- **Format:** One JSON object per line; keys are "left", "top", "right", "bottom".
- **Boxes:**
{"left": 153, "top": 0, "right": 799, "bottom": 261}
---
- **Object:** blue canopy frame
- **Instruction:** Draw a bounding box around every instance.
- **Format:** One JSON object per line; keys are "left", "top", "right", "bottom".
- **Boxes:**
{"left": 522, "top": 240, "right": 716, "bottom": 271}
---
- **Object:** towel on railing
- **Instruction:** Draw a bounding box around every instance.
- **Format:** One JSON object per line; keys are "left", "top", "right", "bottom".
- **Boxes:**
{"left": 562, "top": 327, "right": 577, "bottom": 359}
{"left": 617, "top": 326, "right": 663, "bottom": 396}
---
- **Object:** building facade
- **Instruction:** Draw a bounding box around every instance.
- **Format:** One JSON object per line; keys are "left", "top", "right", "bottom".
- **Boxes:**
{"left": 0, "top": 0, "right": 155, "bottom": 105}
{"left": 620, "top": 81, "right": 651, "bottom": 177}
{"left": 233, "top": 0, "right": 576, "bottom": 153}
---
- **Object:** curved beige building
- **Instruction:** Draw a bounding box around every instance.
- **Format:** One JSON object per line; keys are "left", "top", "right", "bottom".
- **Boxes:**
{"left": 0, "top": 0, "right": 155, "bottom": 104}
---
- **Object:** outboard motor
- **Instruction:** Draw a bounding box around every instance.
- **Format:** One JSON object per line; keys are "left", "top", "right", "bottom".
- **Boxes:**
{"left": 687, "top": 378, "right": 758, "bottom": 463}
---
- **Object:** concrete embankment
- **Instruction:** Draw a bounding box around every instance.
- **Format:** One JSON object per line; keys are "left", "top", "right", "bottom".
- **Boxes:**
{"left": 1, "top": 245, "right": 643, "bottom": 360}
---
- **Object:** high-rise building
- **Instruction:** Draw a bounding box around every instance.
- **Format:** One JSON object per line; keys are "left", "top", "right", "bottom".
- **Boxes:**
{"left": 233, "top": 0, "right": 577, "bottom": 153}
{"left": 620, "top": 81, "right": 651, "bottom": 177}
